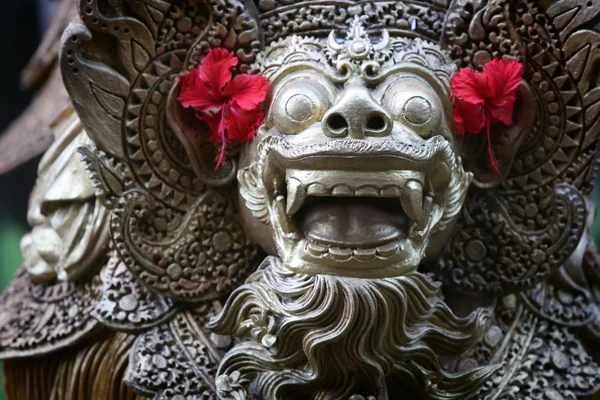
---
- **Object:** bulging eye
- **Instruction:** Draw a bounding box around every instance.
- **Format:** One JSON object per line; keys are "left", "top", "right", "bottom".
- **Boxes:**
{"left": 270, "top": 77, "right": 332, "bottom": 134}
{"left": 285, "top": 92, "right": 316, "bottom": 123}
{"left": 403, "top": 96, "right": 433, "bottom": 125}
{"left": 382, "top": 78, "right": 443, "bottom": 138}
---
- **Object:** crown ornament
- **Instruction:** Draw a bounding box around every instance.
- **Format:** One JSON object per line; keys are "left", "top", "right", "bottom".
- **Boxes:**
{"left": 258, "top": 16, "right": 455, "bottom": 88}
{"left": 326, "top": 16, "right": 392, "bottom": 63}
{"left": 255, "top": 0, "right": 449, "bottom": 44}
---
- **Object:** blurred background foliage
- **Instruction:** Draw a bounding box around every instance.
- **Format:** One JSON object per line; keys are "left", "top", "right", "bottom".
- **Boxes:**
{"left": 0, "top": 2, "right": 599, "bottom": 400}
{"left": 0, "top": 0, "right": 47, "bottom": 397}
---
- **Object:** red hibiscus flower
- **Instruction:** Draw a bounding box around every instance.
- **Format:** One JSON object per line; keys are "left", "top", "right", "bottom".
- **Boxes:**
{"left": 452, "top": 58, "right": 523, "bottom": 174}
{"left": 177, "top": 48, "right": 269, "bottom": 170}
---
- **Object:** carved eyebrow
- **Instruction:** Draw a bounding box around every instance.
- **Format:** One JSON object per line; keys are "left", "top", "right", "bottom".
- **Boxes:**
{"left": 377, "top": 74, "right": 437, "bottom": 95}
{"left": 367, "top": 63, "right": 450, "bottom": 98}
{"left": 264, "top": 62, "right": 350, "bottom": 87}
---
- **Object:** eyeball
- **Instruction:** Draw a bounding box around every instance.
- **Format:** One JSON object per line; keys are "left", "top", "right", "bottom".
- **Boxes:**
{"left": 403, "top": 96, "right": 433, "bottom": 125}
{"left": 284, "top": 92, "right": 316, "bottom": 124}
{"left": 269, "top": 74, "right": 333, "bottom": 134}
{"left": 381, "top": 77, "right": 443, "bottom": 138}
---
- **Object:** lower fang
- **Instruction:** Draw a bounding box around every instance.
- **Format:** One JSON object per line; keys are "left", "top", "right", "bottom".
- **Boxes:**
{"left": 275, "top": 195, "right": 295, "bottom": 234}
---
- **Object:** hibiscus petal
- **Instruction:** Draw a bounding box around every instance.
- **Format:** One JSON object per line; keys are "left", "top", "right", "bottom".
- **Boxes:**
{"left": 177, "top": 64, "right": 226, "bottom": 112}
{"left": 225, "top": 104, "right": 264, "bottom": 143}
{"left": 454, "top": 100, "right": 486, "bottom": 135}
{"left": 198, "top": 110, "right": 224, "bottom": 146}
{"left": 487, "top": 94, "right": 518, "bottom": 126}
{"left": 484, "top": 58, "right": 523, "bottom": 125}
{"left": 451, "top": 68, "right": 488, "bottom": 105}
{"left": 484, "top": 58, "right": 522, "bottom": 97}
{"left": 453, "top": 108, "right": 466, "bottom": 136}
{"left": 178, "top": 77, "right": 224, "bottom": 113}
{"left": 198, "top": 48, "right": 238, "bottom": 92}
{"left": 224, "top": 74, "right": 270, "bottom": 110}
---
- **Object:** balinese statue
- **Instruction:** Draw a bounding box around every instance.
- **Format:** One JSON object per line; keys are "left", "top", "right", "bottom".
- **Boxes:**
{"left": 0, "top": 0, "right": 599, "bottom": 399}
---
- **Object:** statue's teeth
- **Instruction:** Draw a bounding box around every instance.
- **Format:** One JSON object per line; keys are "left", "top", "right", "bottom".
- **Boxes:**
{"left": 400, "top": 180, "right": 424, "bottom": 222}
{"left": 376, "top": 242, "right": 398, "bottom": 257}
{"left": 381, "top": 185, "right": 401, "bottom": 197}
{"left": 275, "top": 195, "right": 295, "bottom": 234}
{"left": 286, "top": 177, "right": 306, "bottom": 216}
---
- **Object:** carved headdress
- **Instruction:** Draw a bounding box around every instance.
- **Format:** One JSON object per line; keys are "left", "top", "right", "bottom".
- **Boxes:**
{"left": 0, "top": 0, "right": 599, "bottom": 399}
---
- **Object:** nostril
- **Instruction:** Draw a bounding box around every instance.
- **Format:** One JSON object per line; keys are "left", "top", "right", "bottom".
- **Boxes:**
{"left": 366, "top": 115, "right": 386, "bottom": 131}
{"left": 327, "top": 113, "right": 348, "bottom": 132}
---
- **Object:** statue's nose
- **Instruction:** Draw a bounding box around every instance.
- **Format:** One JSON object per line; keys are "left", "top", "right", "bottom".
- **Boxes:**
{"left": 322, "top": 85, "right": 392, "bottom": 139}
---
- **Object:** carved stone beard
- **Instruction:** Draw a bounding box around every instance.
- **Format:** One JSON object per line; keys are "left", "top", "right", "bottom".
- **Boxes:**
{"left": 211, "top": 257, "right": 493, "bottom": 400}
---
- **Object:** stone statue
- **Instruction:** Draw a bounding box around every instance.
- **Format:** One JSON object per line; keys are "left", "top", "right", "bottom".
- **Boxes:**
{"left": 0, "top": 0, "right": 599, "bottom": 399}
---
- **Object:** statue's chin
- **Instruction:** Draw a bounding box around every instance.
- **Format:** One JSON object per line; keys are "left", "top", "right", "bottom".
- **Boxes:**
{"left": 210, "top": 256, "right": 494, "bottom": 400}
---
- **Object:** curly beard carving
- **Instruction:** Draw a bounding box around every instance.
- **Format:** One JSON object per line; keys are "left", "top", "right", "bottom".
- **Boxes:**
{"left": 210, "top": 257, "right": 494, "bottom": 400}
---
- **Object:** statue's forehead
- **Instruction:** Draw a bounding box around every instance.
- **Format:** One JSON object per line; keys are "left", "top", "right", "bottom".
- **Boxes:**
{"left": 258, "top": 21, "right": 455, "bottom": 93}
{"left": 270, "top": 64, "right": 445, "bottom": 91}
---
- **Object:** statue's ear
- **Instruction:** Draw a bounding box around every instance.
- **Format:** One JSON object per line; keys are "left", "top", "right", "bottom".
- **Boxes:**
{"left": 461, "top": 83, "right": 536, "bottom": 188}
{"left": 166, "top": 84, "right": 236, "bottom": 186}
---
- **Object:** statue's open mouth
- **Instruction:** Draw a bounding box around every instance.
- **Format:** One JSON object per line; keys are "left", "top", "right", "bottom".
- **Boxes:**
{"left": 287, "top": 168, "right": 426, "bottom": 246}
{"left": 277, "top": 167, "right": 436, "bottom": 276}
{"left": 242, "top": 135, "right": 456, "bottom": 277}
{"left": 297, "top": 196, "right": 410, "bottom": 248}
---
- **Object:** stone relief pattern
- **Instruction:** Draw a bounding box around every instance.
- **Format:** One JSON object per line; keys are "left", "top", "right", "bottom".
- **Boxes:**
{"left": 63, "top": 0, "right": 260, "bottom": 210}
{"left": 256, "top": 0, "right": 448, "bottom": 45}
{"left": 46, "top": 0, "right": 600, "bottom": 398}
{"left": 186, "top": 0, "right": 262, "bottom": 72}
{"left": 454, "top": 300, "right": 600, "bottom": 400}
{"left": 125, "top": 310, "right": 221, "bottom": 400}
{"left": 520, "top": 277, "right": 595, "bottom": 329}
{"left": 442, "top": 0, "right": 521, "bottom": 69}
{"left": 62, "top": 0, "right": 261, "bottom": 302}
{"left": 111, "top": 190, "right": 257, "bottom": 301}
{"left": 79, "top": 145, "right": 136, "bottom": 209}
{"left": 435, "top": 0, "right": 600, "bottom": 294}
{"left": 93, "top": 252, "right": 177, "bottom": 331}
{"left": 258, "top": 28, "right": 454, "bottom": 89}
{"left": 0, "top": 269, "right": 101, "bottom": 359}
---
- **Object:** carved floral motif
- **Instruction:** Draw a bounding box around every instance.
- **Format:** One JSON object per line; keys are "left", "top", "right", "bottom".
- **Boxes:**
{"left": 0, "top": 269, "right": 101, "bottom": 359}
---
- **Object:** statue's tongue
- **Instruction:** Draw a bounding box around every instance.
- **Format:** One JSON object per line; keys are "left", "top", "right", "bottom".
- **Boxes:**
{"left": 297, "top": 197, "right": 408, "bottom": 247}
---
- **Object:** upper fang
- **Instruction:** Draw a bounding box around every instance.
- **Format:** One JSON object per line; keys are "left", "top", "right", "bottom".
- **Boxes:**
{"left": 400, "top": 180, "right": 424, "bottom": 222}
{"left": 286, "top": 177, "right": 306, "bottom": 216}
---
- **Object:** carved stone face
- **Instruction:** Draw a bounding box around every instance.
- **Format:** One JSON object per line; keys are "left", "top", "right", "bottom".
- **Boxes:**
{"left": 212, "top": 25, "right": 490, "bottom": 400}
{"left": 238, "top": 29, "right": 471, "bottom": 278}
{"left": 21, "top": 108, "right": 109, "bottom": 282}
